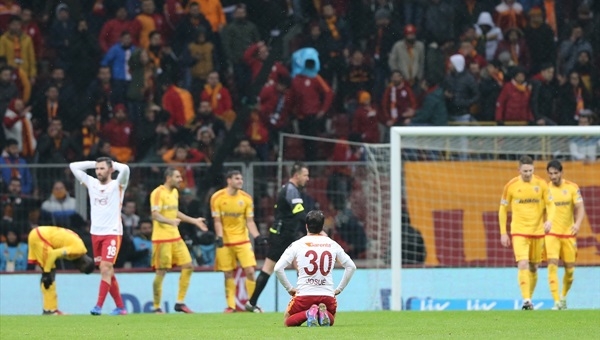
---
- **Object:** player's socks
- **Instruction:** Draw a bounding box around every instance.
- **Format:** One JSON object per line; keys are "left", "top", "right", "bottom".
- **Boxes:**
{"left": 529, "top": 270, "right": 538, "bottom": 296}
{"left": 562, "top": 267, "right": 574, "bottom": 298}
{"left": 225, "top": 278, "right": 236, "bottom": 309}
{"left": 41, "top": 282, "right": 58, "bottom": 311}
{"left": 547, "top": 263, "right": 560, "bottom": 302}
{"left": 285, "top": 311, "right": 308, "bottom": 327}
{"left": 248, "top": 271, "right": 270, "bottom": 306}
{"left": 153, "top": 274, "right": 165, "bottom": 309}
{"left": 96, "top": 280, "right": 111, "bottom": 308}
{"left": 518, "top": 269, "right": 531, "bottom": 300}
{"left": 177, "top": 268, "right": 192, "bottom": 303}
{"left": 245, "top": 279, "right": 256, "bottom": 298}
{"left": 109, "top": 276, "right": 125, "bottom": 309}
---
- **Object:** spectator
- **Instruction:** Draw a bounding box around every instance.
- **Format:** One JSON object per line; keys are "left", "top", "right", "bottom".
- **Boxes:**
{"left": 200, "top": 71, "right": 233, "bottom": 122}
{"left": 69, "top": 19, "right": 101, "bottom": 90}
{"left": 454, "top": 0, "right": 490, "bottom": 34}
{"left": 162, "top": 80, "right": 195, "bottom": 132}
{"left": 0, "top": 16, "right": 36, "bottom": 83}
{"left": 31, "top": 85, "right": 69, "bottom": 136}
{"left": 327, "top": 135, "right": 362, "bottom": 211}
{"left": 405, "top": 78, "right": 448, "bottom": 126}
{"left": 227, "top": 137, "right": 260, "bottom": 165}
{"left": 246, "top": 109, "right": 269, "bottom": 161}
{"left": 351, "top": 91, "right": 382, "bottom": 143}
{"left": 130, "top": 219, "right": 152, "bottom": 268}
{"left": 87, "top": 139, "right": 115, "bottom": 161}
{"left": 495, "top": 67, "right": 533, "bottom": 124}
{"left": 99, "top": 7, "right": 132, "bottom": 53}
{"left": 162, "top": 142, "right": 208, "bottom": 190}
{"left": 478, "top": 60, "right": 505, "bottom": 121}
{"left": 0, "top": 227, "right": 27, "bottom": 272}
{"left": 555, "top": 71, "right": 593, "bottom": 126}
{"left": 494, "top": 0, "right": 526, "bottom": 32}
{"left": 334, "top": 207, "right": 367, "bottom": 259}
{"left": 422, "top": 0, "right": 456, "bottom": 45}
{"left": 121, "top": 200, "right": 140, "bottom": 237}
{"left": 186, "top": 28, "right": 214, "bottom": 97}
{"left": 173, "top": 2, "right": 212, "bottom": 56}
{"left": 367, "top": 8, "right": 401, "bottom": 100}
{"left": 558, "top": 23, "right": 593, "bottom": 75}
{"left": 126, "top": 49, "right": 154, "bottom": 123}
{"left": 187, "top": 0, "right": 225, "bottom": 33}
{"left": 0, "top": 57, "right": 29, "bottom": 104}
{"left": 569, "top": 112, "right": 599, "bottom": 163}
{"left": 100, "top": 104, "right": 135, "bottom": 163}
{"left": 0, "top": 177, "right": 39, "bottom": 237}
{"left": 85, "top": 66, "right": 114, "bottom": 126}
{"left": 0, "top": 1, "right": 21, "bottom": 32}
{"left": 130, "top": 0, "right": 164, "bottom": 49}
{"left": 101, "top": 31, "right": 136, "bottom": 104}
{"left": 458, "top": 40, "right": 486, "bottom": 70}
{"left": 340, "top": 49, "right": 373, "bottom": 107}
{"left": 135, "top": 104, "right": 169, "bottom": 161}
{"left": 388, "top": 25, "right": 424, "bottom": 87}
{"left": 443, "top": 54, "right": 480, "bottom": 123}
{"left": 0, "top": 66, "right": 17, "bottom": 115}
{"left": 381, "top": 70, "right": 417, "bottom": 128}
{"left": 301, "top": 21, "right": 331, "bottom": 79}
{"left": 523, "top": 7, "right": 555, "bottom": 75}
{"left": 571, "top": 51, "right": 598, "bottom": 105}
{"left": 44, "top": 66, "right": 77, "bottom": 107}
{"left": 221, "top": 4, "right": 260, "bottom": 94}
{"left": 3, "top": 99, "right": 35, "bottom": 158}
{"left": 71, "top": 114, "right": 100, "bottom": 160}
{"left": 0, "top": 138, "right": 33, "bottom": 194}
{"left": 194, "top": 127, "right": 216, "bottom": 162}
{"left": 20, "top": 8, "right": 43, "bottom": 61}
{"left": 318, "top": 3, "right": 351, "bottom": 85}
{"left": 258, "top": 74, "right": 290, "bottom": 147}
{"left": 530, "top": 63, "right": 559, "bottom": 125}
{"left": 48, "top": 3, "right": 76, "bottom": 69}
{"left": 40, "top": 180, "right": 77, "bottom": 227}
{"left": 186, "top": 100, "right": 227, "bottom": 145}
{"left": 243, "top": 41, "right": 272, "bottom": 86}
{"left": 475, "top": 12, "right": 503, "bottom": 62}
{"left": 494, "top": 27, "right": 530, "bottom": 71}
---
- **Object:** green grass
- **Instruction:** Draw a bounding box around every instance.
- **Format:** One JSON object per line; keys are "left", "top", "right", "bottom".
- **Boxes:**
{"left": 1, "top": 311, "right": 599, "bottom": 339}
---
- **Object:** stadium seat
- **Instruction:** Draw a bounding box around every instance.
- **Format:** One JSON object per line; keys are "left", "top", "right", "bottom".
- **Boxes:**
{"left": 433, "top": 210, "right": 467, "bottom": 267}
{"left": 580, "top": 186, "right": 600, "bottom": 234}
{"left": 481, "top": 211, "right": 515, "bottom": 267}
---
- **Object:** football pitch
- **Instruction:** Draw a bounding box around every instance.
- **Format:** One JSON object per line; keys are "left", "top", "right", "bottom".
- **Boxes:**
{"left": 1, "top": 310, "right": 599, "bottom": 339}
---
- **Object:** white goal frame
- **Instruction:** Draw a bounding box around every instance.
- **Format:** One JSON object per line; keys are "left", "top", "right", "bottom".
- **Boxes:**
{"left": 390, "top": 126, "right": 600, "bottom": 311}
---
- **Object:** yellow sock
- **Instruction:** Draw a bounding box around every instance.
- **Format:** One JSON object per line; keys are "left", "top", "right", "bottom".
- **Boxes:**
{"left": 225, "top": 278, "right": 236, "bottom": 309}
{"left": 562, "top": 267, "right": 574, "bottom": 298}
{"left": 529, "top": 270, "right": 538, "bottom": 297}
{"left": 547, "top": 264, "right": 560, "bottom": 302}
{"left": 246, "top": 279, "right": 256, "bottom": 298}
{"left": 41, "top": 282, "right": 58, "bottom": 311}
{"left": 518, "top": 269, "right": 531, "bottom": 300}
{"left": 177, "top": 268, "right": 193, "bottom": 303}
{"left": 153, "top": 274, "right": 165, "bottom": 309}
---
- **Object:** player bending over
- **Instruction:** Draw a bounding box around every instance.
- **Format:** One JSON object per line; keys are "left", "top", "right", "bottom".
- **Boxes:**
{"left": 274, "top": 210, "right": 356, "bottom": 327}
{"left": 28, "top": 226, "right": 95, "bottom": 315}
{"left": 546, "top": 160, "right": 585, "bottom": 310}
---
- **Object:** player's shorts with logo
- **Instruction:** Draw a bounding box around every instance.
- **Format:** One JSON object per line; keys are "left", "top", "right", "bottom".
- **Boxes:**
{"left": 216, "top": 241, "right": 257, "bottom": 271}
{"left": 512, "top": 235, "right": 544, "bottom": 262}
{"left": 545, "top": 235, "right": 577, "bottom": 263}
{"left": 92, "top": 235, "right": 122, "bottom": 264}
{"left": 152, "top": 238, "right": 192, "bottom": 269}
{"left": 286, "top": 295, "right": 337, "bottom": 316}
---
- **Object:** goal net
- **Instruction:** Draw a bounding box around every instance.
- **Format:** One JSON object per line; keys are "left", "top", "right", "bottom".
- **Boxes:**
{"left": 390, "top": 126, "right": 600, "bottom": 311}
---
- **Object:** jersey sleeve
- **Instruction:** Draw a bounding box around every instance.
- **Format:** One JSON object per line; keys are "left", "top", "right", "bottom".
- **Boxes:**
{"left": 334, "top": 243, "right": 356, "bottom": 293}
{"left": 69, "top": 161, "right": 95, "bottom": 187}
{"left": 572, "top": 184, "right": 583, "bottom": 204}
{"left": 500, "top": 182, "right": 511, "bottom": 207}
{"left": 274, "top": 244, "right": 296, "bottom": 292}
{"left": 150, "top": 188, "right": 162, "bottom": 212}
{"left": 245, "top": 195, "right": 254, "bottom": 218}
{"left": 210, "top": 193, "right": 221, "bottom": 218}
{"left": 286, "top": 187, "right": 306, "bottom": 217}
{"left": 113, "top": 161, "right": 130, "bottom": 188}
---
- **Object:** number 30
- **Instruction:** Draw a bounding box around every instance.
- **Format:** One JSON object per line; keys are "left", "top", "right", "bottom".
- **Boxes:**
{"left": 304, "top": 250, "right": 333, "bottom": 276}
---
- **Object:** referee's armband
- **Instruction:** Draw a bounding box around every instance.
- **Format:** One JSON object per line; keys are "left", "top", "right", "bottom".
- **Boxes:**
{"left": 292, "top": 203, "right": 305, "bottom": 214}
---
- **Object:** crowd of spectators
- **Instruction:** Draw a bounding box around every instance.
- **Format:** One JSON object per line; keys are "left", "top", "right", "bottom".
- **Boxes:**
{"left": 0, "top": 0, "right": 599, "bottom": 270}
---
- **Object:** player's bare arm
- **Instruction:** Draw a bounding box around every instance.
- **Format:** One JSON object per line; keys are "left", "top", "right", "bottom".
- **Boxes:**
{"left": 572, "top": 202, "right": 585, "bottom": 235}
{"left": 177, "top": 211, "right": 207, "bottom": 231}
{"left": 152, "top": 210, "right": 180, "bottom": 227}
{"left": 247, "top": 217, "right": 260, "bottom": 239}
{"left": 213, "top": 216, "right": 224, "bottom": 238}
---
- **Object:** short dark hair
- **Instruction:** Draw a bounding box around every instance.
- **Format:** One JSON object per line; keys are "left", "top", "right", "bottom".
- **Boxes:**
{"left": 164, "top": 167, "right": 178, "bottom": 178}
{"left": 96, "top": 157, "right": 113, "bottom": 168}
{"left": 226, "top": 170, "right": 242, "bottom": 179}
{"left": 546, "top": 159, "right": 563, "bottom": 172}
{"left": 8, "top": 15, "right": 21, "bottom": 24}
{"left": 139, "top": 218, "right": 152, "bottom": 226}
{"left": 74, "top": 255, "right": 95, "bottom": 274}
{"left": 5, "top": 138, "right": 18, "bottom": 147}
{"left": 290, "top": 162, "right": 307, "bottom": 177}
{"left": 519, "top": 155, "right": 533, "bottom": 166}
{"left": 306, "top": 210, "right": 325, "bottom": 234}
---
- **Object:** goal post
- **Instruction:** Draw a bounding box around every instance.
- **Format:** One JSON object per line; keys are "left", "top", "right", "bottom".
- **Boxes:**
{"left": 390, "top": 126, "right": 600, "bottom": 311}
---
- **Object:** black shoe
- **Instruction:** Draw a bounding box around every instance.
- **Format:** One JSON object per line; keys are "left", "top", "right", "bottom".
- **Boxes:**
{"left": 245, "top": 301, "right": 263, "bottom": 313}
{"left": 522, "top": 301, "right": 534, "bottom": 310}
{"left": 174, "top": 303, "right": 194, "bottom": 313}
{"left": 152, "top": 308, "right": 164, "bottom": 314}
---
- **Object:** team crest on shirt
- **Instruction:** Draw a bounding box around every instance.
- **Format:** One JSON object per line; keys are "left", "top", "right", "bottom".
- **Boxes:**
{"left": 562, "top": 190, "right": 568, "bottom": 195}
{"left": 533, "top": 186, "right": 539, "bottom": 193}
{"left": 238, "top": 200, "right": 244, "bottom": 207}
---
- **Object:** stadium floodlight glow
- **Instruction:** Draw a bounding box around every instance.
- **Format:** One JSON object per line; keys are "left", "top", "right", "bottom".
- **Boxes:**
{"left": 390, "top": 125, "right": 600, "bottom": 311}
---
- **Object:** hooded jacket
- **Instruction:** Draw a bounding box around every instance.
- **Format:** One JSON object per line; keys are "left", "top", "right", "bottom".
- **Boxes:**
{"left": 475, "top": 12, "right": 503, "bottom": 61}
{"left": 443, "top": 55, "right": 480, "bottom": 116}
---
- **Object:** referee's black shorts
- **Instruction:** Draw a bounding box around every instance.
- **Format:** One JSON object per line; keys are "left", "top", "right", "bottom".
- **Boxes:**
{"left": 266, "top": 233, "right": 296, "bottom": 261}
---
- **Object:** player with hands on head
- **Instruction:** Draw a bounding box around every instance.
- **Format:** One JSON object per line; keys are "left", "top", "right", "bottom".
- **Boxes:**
{"left": 245, "top": 162, "right": 310, "bottom": 313}
{"left": 210, "top": 170, "right": 268, "bottom": 312}
{"left": 150, "top": 167, "right": 207, "bottom": 313}
{"left": 498, "top": 155, "right": 555, "bottom": 310}
{"left": 69, "top": 157, "right": 130, "bottom": 315}
{"left": 28, "top": 226, "right": 95, "bottom": 315}
{"left": 545, "top": 160, "right": 585, "bottom": 310}
{"left": 274, "top": 210, "right": 356, "bottom": 327}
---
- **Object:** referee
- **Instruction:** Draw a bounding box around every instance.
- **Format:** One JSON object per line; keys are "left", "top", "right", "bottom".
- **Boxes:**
{"left": 245, "top": 162, "right": 310, "bottom": 312}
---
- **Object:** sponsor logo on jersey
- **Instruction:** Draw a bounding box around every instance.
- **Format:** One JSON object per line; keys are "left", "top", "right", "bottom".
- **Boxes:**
{"left": 305, "top": 242, "right": 331, "bottom": 247}
{"left": 515, "top": 198, "right": 540, "bottom": 204}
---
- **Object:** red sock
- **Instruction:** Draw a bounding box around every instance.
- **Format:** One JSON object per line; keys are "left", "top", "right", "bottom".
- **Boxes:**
{"left": 109, "top": 276, "right": 124, "bottom": 309}
{"left": 96, "top": 280, "right": 111, "bottom": 307}
{"left": 285, "top": 311, "right": 307, "bottom": 327}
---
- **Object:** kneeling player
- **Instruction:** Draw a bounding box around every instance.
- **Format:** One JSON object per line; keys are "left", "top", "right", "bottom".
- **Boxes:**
{"left": 28, "top": 226, "right": 95, "bottom": 315}
{"left": 274, "top": 210, "right": 356, "bottom": 327}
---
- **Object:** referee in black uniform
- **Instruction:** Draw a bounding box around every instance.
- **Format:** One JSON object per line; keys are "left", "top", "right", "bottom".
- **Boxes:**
{"left": 245, "top": 162, "right": 309, "bottom": 312}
